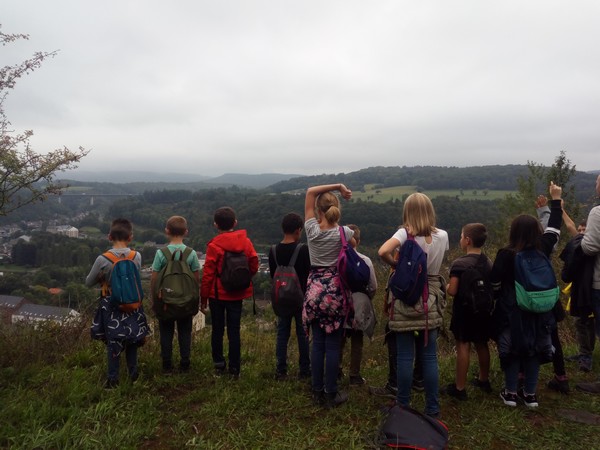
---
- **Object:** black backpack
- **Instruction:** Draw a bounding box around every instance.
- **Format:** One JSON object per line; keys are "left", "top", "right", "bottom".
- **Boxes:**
{"left": 458, "top": 254, "right": 494, "bottom": 316}
{"left": 270, "top": 244, "right": 305, "bottom": 317}
{"left": 219, "top": 250, "right": 252, "bottom": 292}
{"left": 377, "top": 405, "right": 449, "bottom": 449}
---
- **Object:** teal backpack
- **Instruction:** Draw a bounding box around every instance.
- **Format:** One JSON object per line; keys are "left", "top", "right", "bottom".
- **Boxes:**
{"left": 152, "top": 247, "right": 200, "bottom": 320}
{"left": 514, "top": 249, "right": 559, "bottom": 313}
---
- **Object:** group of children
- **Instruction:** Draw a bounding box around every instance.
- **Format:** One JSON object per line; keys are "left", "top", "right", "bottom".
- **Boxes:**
{"left": 87, "top": 208, "right": 258, "bottom": 387}
{"left": 86, "top": 180, "right": 584, "bottom": 418}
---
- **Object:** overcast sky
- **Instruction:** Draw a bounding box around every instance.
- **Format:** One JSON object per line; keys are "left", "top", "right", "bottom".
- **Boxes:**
{"left": 3, "top": 1, "right": 600, "bottom": 177}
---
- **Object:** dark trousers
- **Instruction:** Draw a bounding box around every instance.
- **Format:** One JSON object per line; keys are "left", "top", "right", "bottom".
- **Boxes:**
{"left": 209, "top": 299, "right": 243, "bottom": 375}
{"left": 159, "top": 316, "right": 193, "bottom": 369}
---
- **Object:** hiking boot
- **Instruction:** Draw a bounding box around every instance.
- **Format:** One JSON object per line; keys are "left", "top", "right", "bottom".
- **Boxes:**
{"left": 412, "top": 378, "right": 425, "bottom": 392}
{"left": 443, "top": 383, "right": 467, "bottom": 401}
{"left": 470, "top": 378, "right": 493, "bottom": 393}
{"left": 369, "top": 383, "right": 398, "bottom": 399}
{"left": 518, "top": 388, "right": 539, "bottom": 408}
{"left": 324, "top": 391, "right": 349, "bottom": 409}
{"left": 312, "top": 389, "right": 325, "bottom": 406}
{"left": 274, "top": 371, "right": 288, "bottom": 381}
{"left": 103, "top": 379, "right": 119, "bottom": 389}
{"left": 349, "top": 375, "right": 366, "bottom": 386}
{"left": 500, "top": 389, "right": 517, "bottom": 407}
{"left": 547, "top": 376, "right": 570, "bottom": 394}
{"left": 130, "top": 372, "right": 139, "bottom": 383}
{"left": 576, "top": 381, "right": 600, "bottom": 394}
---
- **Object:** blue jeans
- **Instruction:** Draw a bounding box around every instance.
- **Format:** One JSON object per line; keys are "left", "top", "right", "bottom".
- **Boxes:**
{"left": 276, "top": 312, "right": 310, "bottom": 375}
{"left": 591, "top": 289, "right": 600, "bottom": 341}
{"left": 504, "top": 356, "right": 540, "bottom": 394}
{"left": 209, "top": 299, "right": 243, "bottom": 375}
{"left": 311, "top": 323, "right": 343, "bottom": 393}
{"left": 107, "top": 343, "right": 137, "bottom": 381}
{"left": 396, "top": 328, "right": 439, "bottom": 416}
{"left": 159, "top": 316, "right": 193, "bottom": 369}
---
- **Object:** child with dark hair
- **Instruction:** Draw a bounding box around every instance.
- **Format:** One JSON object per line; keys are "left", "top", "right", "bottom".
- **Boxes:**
{"left": 201, "top": 207, "right": 258, "bottom": 379}
{"left": 444, "top": 223, "right": 493, "bottom": 400}
{"left": 492, "top": 182, "right": 563, "bottom": 408}
{"left": 268, "top": 212, "right": 311, "bottom": 380}
{"left": 87, "top": 218, "right": 150, "bottom": 388}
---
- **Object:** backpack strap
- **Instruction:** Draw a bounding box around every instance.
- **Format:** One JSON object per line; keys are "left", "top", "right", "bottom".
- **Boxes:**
{"left": 288, "top": 243, "right": 304, "bottom": 267}
{"left": 271, "top": 244, "right": 279, "bottom": 267}
{"left": 161, "top": 247, "right": 173, "bottom": 261}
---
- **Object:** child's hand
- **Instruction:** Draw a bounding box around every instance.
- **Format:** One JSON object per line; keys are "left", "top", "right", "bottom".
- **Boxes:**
{"left": 535, "top": 195, "right": 548, "bottom": 208}
{"left": 549, "top": 181, "right": 562, "bottom": 200}
{"left": 201, "top": 298, "right": 208, "bottom": 311}
{"left": 339, "top": 184, "right": 352, "bottom": 200}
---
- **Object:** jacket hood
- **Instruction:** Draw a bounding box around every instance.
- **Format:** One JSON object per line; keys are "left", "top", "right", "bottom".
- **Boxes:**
{"left": 210, "top": 230, "right": 249, "bottom": 253}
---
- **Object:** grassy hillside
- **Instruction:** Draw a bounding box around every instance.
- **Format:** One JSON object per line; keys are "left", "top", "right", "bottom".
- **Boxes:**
{"left": 2, "top": 263, "right": 600, "bottom": 449}
{"left": 351, "top": 185, "right": 514, "bottom": 203}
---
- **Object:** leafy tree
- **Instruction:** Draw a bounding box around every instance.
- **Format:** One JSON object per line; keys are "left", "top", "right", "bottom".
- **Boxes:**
{"left": 0, "top": 26, "right": 88, "bottom": 215}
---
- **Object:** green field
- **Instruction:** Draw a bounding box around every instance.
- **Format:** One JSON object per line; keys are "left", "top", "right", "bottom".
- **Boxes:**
{"left": 351, "top": 185, "right": 514, "bottom": 203}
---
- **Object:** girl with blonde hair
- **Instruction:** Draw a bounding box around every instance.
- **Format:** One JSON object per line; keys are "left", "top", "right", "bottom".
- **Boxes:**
{"left": 302, "top": 183, "right": 353, "bottom": 408}
{"left": 378, "top": 192, "right": 449, "bottom": 418}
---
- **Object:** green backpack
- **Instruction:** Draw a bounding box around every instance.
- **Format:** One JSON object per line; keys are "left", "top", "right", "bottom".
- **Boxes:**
{"left": 152, "top": 247, "right": 200, "bottom": 320}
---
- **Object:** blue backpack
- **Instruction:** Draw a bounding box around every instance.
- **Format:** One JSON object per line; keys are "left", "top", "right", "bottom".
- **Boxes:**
{"left": 514, "top": 248, "right": 559, "bottom": 313}
{"left": 388, "top": 230, "right": 428, "bottom": 307}
{"left": 337, "top": 226, "right": 371, "bottom": 293}
{"left": 102, "top": 250, "right": 144, "bottom": 313}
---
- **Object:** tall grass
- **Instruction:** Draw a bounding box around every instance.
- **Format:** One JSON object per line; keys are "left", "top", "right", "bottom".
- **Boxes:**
{"left": 2, "top": 280, "right": 600, "bottom": 449}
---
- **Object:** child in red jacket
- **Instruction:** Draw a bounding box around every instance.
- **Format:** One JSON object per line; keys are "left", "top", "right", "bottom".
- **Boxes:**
{"left": 201, "top": 207, "right": 259, "bottom": 378}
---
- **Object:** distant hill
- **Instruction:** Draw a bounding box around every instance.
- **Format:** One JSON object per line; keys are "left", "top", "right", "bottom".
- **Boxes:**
{"left": 267, "top": 165, "right": 599, "bottom": 202}
{"left": 59, "top": 171, "right": 302, "bottom": 190}
{"left": 206, "top": 173, "right": 303, "bottom": 189}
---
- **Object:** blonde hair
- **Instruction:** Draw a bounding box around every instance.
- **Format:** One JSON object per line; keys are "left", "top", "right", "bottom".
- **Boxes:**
{"left": 402, "top": 193, "right": 436, "bottom": 236}
{"left": 316, "top": 192, "right": 341, "bottom": 225}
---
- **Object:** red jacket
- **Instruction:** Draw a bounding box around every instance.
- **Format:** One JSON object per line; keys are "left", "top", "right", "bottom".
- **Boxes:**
{"left": 201, "top": 229, "right": 259, "bottom": 301}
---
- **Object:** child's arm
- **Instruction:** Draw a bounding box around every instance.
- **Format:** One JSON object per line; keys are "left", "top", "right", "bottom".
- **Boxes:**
{"left": 85, "top": 255, "right": 107, "bottom": 287}
{"left": 378, "top": 237, "right": 400, "bottom": 267}
{"left": 150, "top": 272, "right": 158, "bottom": 301}
{"left": 304, "top": 183, "right": 352, "bottom": 221}
{"left": 446, "top": 276, "right": 460, "bottom": 297}
{"left": 562, "top": 208, "right": 578, "bottom": 237}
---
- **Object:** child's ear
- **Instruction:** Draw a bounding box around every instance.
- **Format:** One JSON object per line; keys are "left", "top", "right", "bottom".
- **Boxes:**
{"left": 234, "top": 219, "right": 238, "bottom": 228}
{"left": 107, "top": 234, "right": 113, "bottom": 242}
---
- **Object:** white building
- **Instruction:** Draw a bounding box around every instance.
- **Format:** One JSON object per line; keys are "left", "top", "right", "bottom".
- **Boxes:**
{"left": 12, "top": 304, "right": 80, "bottom": 327}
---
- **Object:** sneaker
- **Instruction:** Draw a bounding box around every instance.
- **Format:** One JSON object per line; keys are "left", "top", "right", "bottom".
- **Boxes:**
{"left": 443, "top": 383, "right": 467, "bottom": 401}
{"left": 312, "top": 390, "right": 325, "bottom": 406}
{"left": 412, "top": 378, "right": 425, "bottom": 392}
{"left": 470, "top": 378, "right": 493, "bottom": 393}
{"left": 500, "top": 389, "right": 517, "bottom": 407}
{"left": 324, "top": 391, "right": 348, "bottom": 408}
{"left": 214, "top": 365, "right": 226, "bottom": 377}
{"left": 349, "top": 375, "right": 366, "bottom": 386}
{"left": 547, "top": 376, "right": 570, "bottom": 394}
{"left": 576, "top": 381, "right": 600, "bottom": 394}
{"left": 103, "top": 379, "right": 119, "bottom": 389}
{"left": 369, "top": 383, "right": 398, "bottom": 399}
{"left": 518, "top": 388, "right": 539, "bottom": 408}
